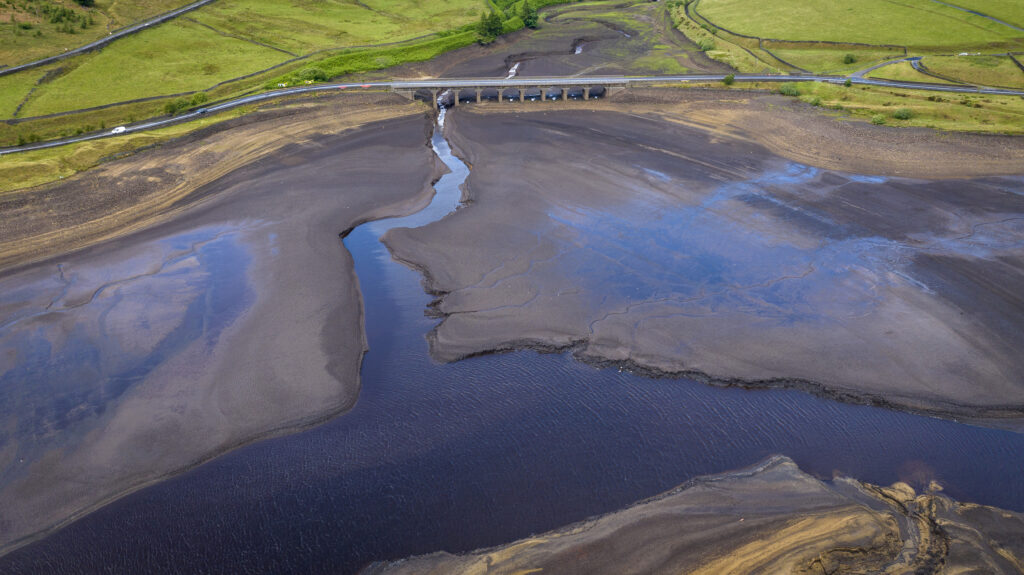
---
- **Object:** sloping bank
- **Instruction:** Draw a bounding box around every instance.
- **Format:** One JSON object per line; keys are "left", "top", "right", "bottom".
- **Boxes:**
{"left": 367, "top": 455, "right": 1024, "bottom": 574}
{"left": 383, "top": 93, "right": 1024, "bottom": 428}
{"left": 0, "top": 95, "right": 441, "bottom": 554}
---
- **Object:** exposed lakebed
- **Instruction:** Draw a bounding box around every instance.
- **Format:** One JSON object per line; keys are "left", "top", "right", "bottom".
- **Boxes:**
{"left": 2, "top": 108, "right": 1023, "bottom": 573}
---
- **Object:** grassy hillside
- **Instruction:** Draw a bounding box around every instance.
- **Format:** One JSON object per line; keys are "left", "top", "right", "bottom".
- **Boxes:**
{"left": 935, "top": 0, "right": 1024, "bottom": 28}
{"left": 190, "top": 0, "right": 483, "bottom": 55}
{"left": 676, "top": 0, "right": 1024, "bottom": 82}
{"left": 695, "top": 0, "right": 1022, "bottom": 48}
{"left": 0, "top": 0, "right": 487, "bottom": 121}
{"left": 866, "top": 61, "right": 956, "bottom": 84}
{"left": 920, "top": 54, "right": 1024, "bottom": 89}
{"left": 18, "top": 18, "right": 290, "bottom": 116}
{"left": 783, "top": 81, "right": 1024, "bottom": 133}
{"left": 0, "top": 0, "right": 192, "bottom": 67}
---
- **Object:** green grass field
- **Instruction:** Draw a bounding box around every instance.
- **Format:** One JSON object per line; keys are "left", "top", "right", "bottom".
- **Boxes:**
{"left": 0, "top": 64, "right": 55, "bottom": 117}
{"left": 1, "top": 0, "right": 490, "bottom": 119}
{"left": 866, "top": 61, "right": 957, "bottom": 84}
{"left": 768, "top": 47, "right": 904, "bottom": 75}
{"left": 785, "top": 81, "right": 1024, "bottom": 133}
{"left": 920, "top": 54, "right": 1024, "bottom": 89}
{"left": 17, "top": 18, "right": 289, "bottom": 116}
{"left": 190, "top": 0, "right": 482, "bottom": 56}
{"left": 696, "top": 0, "right": 1022, "bottom": 49}
{"left": 0, "top": 0, "right": 191, "bottom": 66}
{"left": 934, "top": 0, "right": 1024, "bottom": 28}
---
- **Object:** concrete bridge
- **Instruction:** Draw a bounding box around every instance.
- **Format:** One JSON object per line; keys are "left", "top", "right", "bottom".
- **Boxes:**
{"left": 391, "top": 77, "right": 630, "bottom": 107}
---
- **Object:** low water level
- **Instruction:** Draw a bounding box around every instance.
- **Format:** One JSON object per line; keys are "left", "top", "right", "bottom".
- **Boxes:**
{"left": 2, "top": 113, "right": 1023, "bottom": 573}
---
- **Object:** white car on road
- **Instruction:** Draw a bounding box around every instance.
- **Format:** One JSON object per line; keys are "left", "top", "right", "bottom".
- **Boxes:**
{"left": 110, "top": 126, "right": 126, "bottom": 134}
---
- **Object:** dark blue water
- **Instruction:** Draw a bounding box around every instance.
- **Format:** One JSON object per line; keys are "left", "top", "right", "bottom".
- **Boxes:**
{"left": 1, "top": 113, "right": 1022, "bottom": 574}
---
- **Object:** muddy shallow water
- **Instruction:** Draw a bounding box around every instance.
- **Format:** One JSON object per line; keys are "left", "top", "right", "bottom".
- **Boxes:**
{"left": 2, "top": 111, "right": 1023, "bottom": 574}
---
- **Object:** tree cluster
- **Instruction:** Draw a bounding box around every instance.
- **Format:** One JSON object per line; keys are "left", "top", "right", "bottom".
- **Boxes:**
{"left": 520, "top": 0, "right": 538, "bottom": 29}
{"left": 476, "top": 10, "right": 503, "bottom": 44}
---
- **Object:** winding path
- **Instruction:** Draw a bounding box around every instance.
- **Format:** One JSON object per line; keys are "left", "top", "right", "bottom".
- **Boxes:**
{"left": 3, "top": 73, "right": 1023, "bottom": 156}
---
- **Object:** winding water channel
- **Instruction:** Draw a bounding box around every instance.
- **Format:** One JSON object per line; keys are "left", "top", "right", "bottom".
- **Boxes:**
{"left": 3, "top": 112, "right": 1024, "bottom": 573}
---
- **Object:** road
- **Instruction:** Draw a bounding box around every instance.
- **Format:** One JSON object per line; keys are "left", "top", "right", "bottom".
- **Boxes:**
{"left": 0, "top": 0, "right": 219, "bottom": 78}
{"left": 3, "top": 73, "right": 1023, "bottom": 156}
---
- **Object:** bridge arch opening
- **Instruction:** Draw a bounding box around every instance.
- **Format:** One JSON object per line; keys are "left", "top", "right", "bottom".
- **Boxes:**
{"left": 480, "top": 88, "right": 500, "bottom": 102}
{"left": 457, "top": 89, "right": 477, "bottom": 104}
{"left": 545, "top": 87, "right": 563, "bottom": 101}
{"left": 588, "top": 86, "right": 606, "bottom": 99}
{"left": 412, "top": 89, "right": 435, "bottom": 106}
{"left": 524, "top": 88, "right": 542, "bottom": 101}
{"left": 436, "top": 90, "right": 455, "bottom": 108}
{"left": 501, "top": 88, "right": 521, "bottom": 102}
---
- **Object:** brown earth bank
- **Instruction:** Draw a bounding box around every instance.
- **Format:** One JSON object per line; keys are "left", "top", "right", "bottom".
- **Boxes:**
{"left": 365, "top": 455, "right": 1024, "bottom": 575}
{"left": 383, "top": 90, "right": 1024, "bottom": 427}
{"left": 0, "top": 95, "right": 440, "bottom": 554}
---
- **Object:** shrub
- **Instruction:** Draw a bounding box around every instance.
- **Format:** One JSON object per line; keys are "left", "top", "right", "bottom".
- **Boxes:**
{"left": 892, "top": 108, "right": 913, "bottom": 120}
{"left": 844, "top": 78, "right": 852, "bottom": 87}
{"left": 501, "top": 15, "right": 523, "bottom": 34}
{"left": 476, "top": 10, "right": 503, "bottom": 44}
{"left": 808, "top": 96, "right": 821, "bottom": 106}
{"left": 722, "top": 74, "right": 734, "bottom": 86}
{"left": 698, "top": 38, "right": 715, "bottom": 51}
{"left": 164, "top": 98, "right": 190, "bottom": 115}
{"left": 843, "top": 53, "right": 857, "bottom": 65}
{"left": 871, "top": 114, "right": 886, "bottom": 125}
{"left": 190, "top": 92, "right": 208, "bottom": 106}
{"left": 298, "top": 67, "right": 328, "bottom": 82}
{"left": 520, "top": 0, "right": 538, "bottom": 29}
{"left": 778, "top": 83, "right": 800, "bottom": 97}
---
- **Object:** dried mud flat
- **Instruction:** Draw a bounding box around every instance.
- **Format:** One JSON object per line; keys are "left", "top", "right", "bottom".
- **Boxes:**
{"left": 384, "top": 90, "right": 1024, "bottom": 427}
{"left": 0, "top": 95, "right": 440, "bottom": 553}
{"left": 367, "top": 456, "right": 1024, "bottom": 574}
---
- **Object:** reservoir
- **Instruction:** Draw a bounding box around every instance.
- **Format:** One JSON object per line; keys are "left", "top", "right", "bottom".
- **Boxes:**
{"left": 2, "top": 111, "right": 1023, "bottom": 574}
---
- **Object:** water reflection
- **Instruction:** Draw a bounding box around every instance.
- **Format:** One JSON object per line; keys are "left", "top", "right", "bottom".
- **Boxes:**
{"left": 0, "top": 225, "right": 253, "bottom": 488}
{"left": 0, "top": 120, "right": 1021, "bottom": 574}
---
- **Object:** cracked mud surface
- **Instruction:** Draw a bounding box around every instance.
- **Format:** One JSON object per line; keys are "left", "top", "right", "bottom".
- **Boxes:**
{"left": 368, "top": 456, "right": 1024, "bottom": 575}
{"left": 384, "top": 99, "right": 1024, "bottom": 425}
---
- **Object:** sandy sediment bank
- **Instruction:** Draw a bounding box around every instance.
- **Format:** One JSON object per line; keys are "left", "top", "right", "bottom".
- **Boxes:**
{"left": 384, "top": 94, "right": 1024, "bottom": 426}
{"left": 366, "top": 455, "right": 1024, "bottom": 574}
{"left": 0, "top": 96, "right": 440, "bottom": 553}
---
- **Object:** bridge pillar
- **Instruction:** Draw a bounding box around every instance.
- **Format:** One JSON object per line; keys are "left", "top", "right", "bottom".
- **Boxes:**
{"left": 584, "top": 87, "right": 591, "bottom": 100}
{"left": 561, "top": 87, "right": 568, "bottom": 101}
{"left": 451, "top": 90, "right": 458, "bottom": 106}
{"left": 519, "top": 89, "right": 525, "bottom": 102}
{"left": 476, "top": 89, "right": 482, "bottom": 103}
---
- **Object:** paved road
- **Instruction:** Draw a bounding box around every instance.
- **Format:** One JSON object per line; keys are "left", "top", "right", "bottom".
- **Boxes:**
{"left": 0, "top": 0, "right": 219, "bottom": 78}
{"left": 851, "top": 57, "right": 918, "bottom": 78}
{"left": 3, "top": 74, "right": 1023, "bottom": 156}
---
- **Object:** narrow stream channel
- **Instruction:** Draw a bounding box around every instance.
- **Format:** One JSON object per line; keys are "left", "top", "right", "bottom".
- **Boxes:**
{"left": 3, "top": 111, "right": 1023, "bottom": 574}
